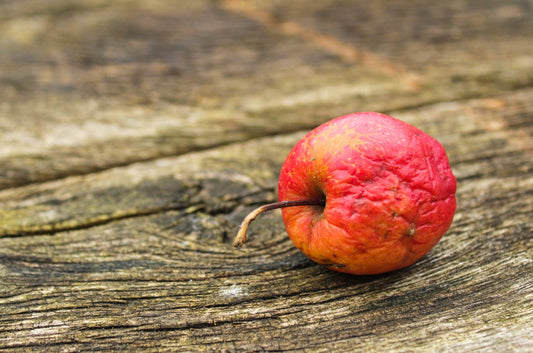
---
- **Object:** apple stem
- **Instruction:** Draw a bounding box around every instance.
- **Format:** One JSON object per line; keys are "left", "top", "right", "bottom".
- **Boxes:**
{"left": 233, "top": 199, "right": 325, "bottom": 248}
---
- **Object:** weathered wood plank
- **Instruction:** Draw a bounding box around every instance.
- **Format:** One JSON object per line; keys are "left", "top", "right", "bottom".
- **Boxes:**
{"left": 1, "top": 90, "right": 532, "bottom": 351}
{"left": 1, "top": 0, "right": 532, "bottom": 352}
{"left": 1, "top": 0, "right": 532, "bottom": 189}
{"left": 2, "top": 89, "right": 532, "bottom": 236}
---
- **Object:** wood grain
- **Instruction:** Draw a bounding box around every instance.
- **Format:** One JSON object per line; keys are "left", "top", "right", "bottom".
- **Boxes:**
{"left": 0, "top": 0, "right": 532, "bottom": 352}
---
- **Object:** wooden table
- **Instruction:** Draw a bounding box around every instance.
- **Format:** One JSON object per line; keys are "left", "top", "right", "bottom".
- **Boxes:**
{"left": 1, "top": 1, "right": 532, "bottom": 351}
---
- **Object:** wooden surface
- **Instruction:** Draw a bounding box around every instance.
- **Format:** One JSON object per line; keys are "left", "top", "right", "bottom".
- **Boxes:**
{"left": 1, "top": 1, "right": 532, "bottom": 352}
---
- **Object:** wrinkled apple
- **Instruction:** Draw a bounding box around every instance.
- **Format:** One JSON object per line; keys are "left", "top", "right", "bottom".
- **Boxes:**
{"left": 234, "top": 112, "right": 456, "bottom": 275}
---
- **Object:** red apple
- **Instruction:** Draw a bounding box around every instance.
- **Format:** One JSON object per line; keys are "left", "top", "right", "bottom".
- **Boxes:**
{"left": 234, "top": 112, "right": 456, "bottom": 275}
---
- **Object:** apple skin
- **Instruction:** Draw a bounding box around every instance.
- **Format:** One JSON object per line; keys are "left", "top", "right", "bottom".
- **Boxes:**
{"left": 278, "top": 112, "right": 456, "bottom": 275}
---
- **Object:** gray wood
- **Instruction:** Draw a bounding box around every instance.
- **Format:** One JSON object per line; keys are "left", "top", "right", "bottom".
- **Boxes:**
{"left": 1, "top": 0, "right": 532, "bottom": 352}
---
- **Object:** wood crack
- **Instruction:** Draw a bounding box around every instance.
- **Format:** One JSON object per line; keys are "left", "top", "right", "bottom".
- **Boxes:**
{"left": 0, "top": 190, "right": 272, "bottom": 238}
{"left": 218, "top": 0, "right": 422, "bottom": 90}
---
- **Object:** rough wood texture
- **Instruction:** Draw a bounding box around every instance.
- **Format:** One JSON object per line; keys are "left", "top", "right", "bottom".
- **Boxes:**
{"left": 1, "top": 1, "right": 532, "bottom": 352}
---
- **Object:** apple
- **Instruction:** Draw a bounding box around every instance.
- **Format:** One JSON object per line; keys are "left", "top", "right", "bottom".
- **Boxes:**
{"left": 234, "top": 112, "right": 456, "bottom": 275}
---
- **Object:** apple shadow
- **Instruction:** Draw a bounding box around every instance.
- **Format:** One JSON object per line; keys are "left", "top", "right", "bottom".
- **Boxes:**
{"left": 311, "top": 260, "right": 425, "bottom": 292}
